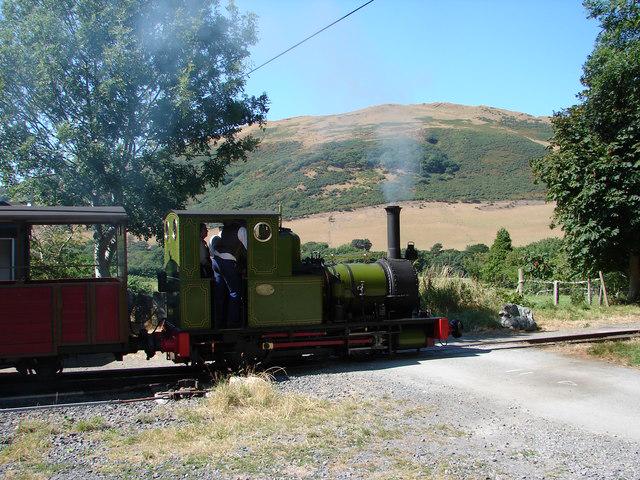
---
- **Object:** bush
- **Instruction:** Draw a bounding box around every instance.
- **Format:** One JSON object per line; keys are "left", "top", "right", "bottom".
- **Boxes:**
{"left": 128, "top": 240, "right": 163, "bottom": 277}
{"left": 301, "top": 241, "right": 383, "bottom": 264}
{"left": 421, "top": 147, "right": 460, "bottom": 175}
{"left": 350, "top": 238, "right": 372, "bottom": 251}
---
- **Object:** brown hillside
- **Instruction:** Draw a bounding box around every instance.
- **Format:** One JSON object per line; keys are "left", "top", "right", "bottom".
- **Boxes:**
{"left": 284, "top": 200, "right": 560, "bottom": 251}
{"left": 243, "top": 102, "right": 551, "bottom": 147}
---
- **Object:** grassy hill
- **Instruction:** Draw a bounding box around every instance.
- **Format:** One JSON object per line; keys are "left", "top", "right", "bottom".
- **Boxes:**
{"left": 196, "top": 103, "right": 551, "bottom": 218}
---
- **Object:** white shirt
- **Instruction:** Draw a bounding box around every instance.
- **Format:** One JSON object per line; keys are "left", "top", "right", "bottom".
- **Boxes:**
{"left": 237, "top": 226, "right": 248, "bottom": 250}
{"left": 210, "top": 227, "right": 247, "bottom": 262}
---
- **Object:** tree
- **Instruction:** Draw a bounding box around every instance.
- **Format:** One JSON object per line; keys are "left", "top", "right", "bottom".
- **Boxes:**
{"left": 421, "top": 147, "right": 459, "bottom": 175}
{"left": 479, "top": 228, "right": 514, "bottom": 286}
{"left": 30, "top": 225, "right": 93, "bottom": 279}
{"left": 0, "top": 0, "right": 268, "bottom": 276}
{"left": 350, "top": 238, "right": 372, "bottom": 251}
{"left": 532, "top": 0, "right": 640, "bottom": 301}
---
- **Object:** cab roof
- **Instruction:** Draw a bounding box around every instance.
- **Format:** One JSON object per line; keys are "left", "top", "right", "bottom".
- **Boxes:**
{"left": 169, "top": 209, "right": 278, "bottom": 220}
{"left": 0, "top": 206, "right": 128, "bottom": 224}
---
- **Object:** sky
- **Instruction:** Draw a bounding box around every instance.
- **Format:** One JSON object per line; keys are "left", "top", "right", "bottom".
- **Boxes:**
{"left": 236, "top": 0, "right": 601, "bottom": 120}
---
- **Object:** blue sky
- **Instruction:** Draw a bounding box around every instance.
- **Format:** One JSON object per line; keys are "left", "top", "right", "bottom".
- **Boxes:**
{"left": 236, "top": 0, "right": 600, "bottom": 120}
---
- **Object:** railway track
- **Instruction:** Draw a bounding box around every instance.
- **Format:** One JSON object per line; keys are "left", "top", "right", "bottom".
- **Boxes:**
{"left": 0, "top": 365, "right": 211, "bottom": 410}
{"left": 2, "top": 328, "right": 638, "bottom": 411}
{"left": 454, "top": 327, "right": 640, "bottom": 348}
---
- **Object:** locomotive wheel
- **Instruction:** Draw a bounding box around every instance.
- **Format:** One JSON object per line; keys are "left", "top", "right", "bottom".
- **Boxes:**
{"left": 33, "top": 358, "right": 62, "bottom": 378}
{"left": 15, "top": 359, "right": 35, "bottom": 376}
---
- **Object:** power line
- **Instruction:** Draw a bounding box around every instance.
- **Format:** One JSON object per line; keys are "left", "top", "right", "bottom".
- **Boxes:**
{"left": 246, "top": 0, "right": 375, "bottom": 77}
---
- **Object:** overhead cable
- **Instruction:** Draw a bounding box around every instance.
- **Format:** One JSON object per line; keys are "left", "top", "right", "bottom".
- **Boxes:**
{"left": 246, "top": 0, "right": 375, "bottom": 76}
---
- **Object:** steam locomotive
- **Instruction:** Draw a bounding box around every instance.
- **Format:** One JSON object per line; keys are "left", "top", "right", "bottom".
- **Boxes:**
{"left": 0, "top": 204, "right": 461, "bottom": 375}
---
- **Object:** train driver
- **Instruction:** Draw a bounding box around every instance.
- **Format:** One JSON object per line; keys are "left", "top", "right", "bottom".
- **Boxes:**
{"left": 210, "top": 222, "right": 247, "bottom": 328}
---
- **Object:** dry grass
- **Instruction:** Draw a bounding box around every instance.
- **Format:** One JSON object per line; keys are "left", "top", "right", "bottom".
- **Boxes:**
{"left": 0, "top": 377, "right": 467, "bottom": 479}
{"left": 533, "top": 304, "right": 640, "bottom": 331}
{"left": 420, "top": 268, "right": 502, "bottom": 331}
{"left": 242, "top": 102, "right": 548, "bottom": 148}
{"left": 95, "top": 376, "right": 451, "bottom": 478}
{"left": 0, "top": 420, "right": 62, "bottom": 480}
{"left": 284, "top": 200, "right": 558, "bottom": 251}
{"left": 550, "top": 338, "right": 640, "bottom": 369}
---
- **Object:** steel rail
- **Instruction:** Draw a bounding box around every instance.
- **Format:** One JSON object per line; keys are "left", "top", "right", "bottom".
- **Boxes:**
{"left": 456, "top": 328, "right": 640, "bottom": 348}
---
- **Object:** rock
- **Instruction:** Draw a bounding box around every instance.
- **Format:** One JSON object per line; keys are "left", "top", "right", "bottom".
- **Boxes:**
{"left": 229, "top": 375, "right": 268, "bottom": 387}
{"left": 499, "top": 303, "right": 537, "bottom": 331}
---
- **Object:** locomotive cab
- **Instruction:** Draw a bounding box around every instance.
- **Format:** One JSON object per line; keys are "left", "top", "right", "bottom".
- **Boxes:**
{"left": 159, "top": 210, "right": 323, "bottom": 334}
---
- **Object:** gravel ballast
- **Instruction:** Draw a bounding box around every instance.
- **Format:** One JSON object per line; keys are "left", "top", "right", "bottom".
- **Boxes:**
{"left": 1, "top": 351, "right": 639, "bottom": 479}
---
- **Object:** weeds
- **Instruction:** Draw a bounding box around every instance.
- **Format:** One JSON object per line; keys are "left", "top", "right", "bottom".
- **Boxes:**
{"left": 587, "top": 339, "right": 640, "bottom": 367}
{"left": 420, "top": 266, "right": 640, "bottom": 332}
{"left": 72, "top": 416, "right": 106, "bottom": 433}
{"left": 420, "top": 267, "right": 502, "bottom": 331}
{"left": 0, "top": 420, "right": 61, "bottom": 480}
{"left": 97, "top": 375, "right": 429, "bottom": 477}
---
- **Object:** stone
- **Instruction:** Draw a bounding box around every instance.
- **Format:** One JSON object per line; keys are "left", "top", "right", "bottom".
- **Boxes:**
{"left": 499, "top": 303, "right": 537, "bottom": 331}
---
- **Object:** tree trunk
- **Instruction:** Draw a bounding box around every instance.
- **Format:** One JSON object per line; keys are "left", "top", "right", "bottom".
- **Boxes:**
{"left": 93, "top": 225, "right": 116, "bottom": 278}
{"left": 629, "top": 253, "right": 640, "bottom": 303}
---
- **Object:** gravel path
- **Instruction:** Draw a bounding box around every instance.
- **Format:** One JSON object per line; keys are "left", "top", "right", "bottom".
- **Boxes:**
{"left": 1, "top": 346, "right": 639, "bottom": 479}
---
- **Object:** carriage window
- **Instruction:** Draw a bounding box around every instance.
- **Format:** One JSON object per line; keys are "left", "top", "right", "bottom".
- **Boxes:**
{"left": 253, "top": 222, "right": 272, "bottom": 242}
{"left": 0, "top": 238, "right": 14, "bottom": 281}
{"left": 164, "top": 221, "right": 169, "bottom": 240}
{"left": 172, "top": 219, "right": 177, "bottom": 240}
{"left": 30, "top": 225, "right": 107, "bottom": 279}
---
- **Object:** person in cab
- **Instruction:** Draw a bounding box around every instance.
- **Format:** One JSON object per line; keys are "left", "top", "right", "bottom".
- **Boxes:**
{"left": 210, "top": 222, "right": 247, "bottom": 328}
{"left": 199, "top": 223, "right": 213, "bottom": 278}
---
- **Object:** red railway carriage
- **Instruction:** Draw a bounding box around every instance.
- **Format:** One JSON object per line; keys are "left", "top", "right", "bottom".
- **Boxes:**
{"left": 0, "top": 206, "right": 129, "bottom": 375}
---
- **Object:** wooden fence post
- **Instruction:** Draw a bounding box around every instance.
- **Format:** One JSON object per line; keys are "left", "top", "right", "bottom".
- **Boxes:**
{"left": 598, "top": 271, "right": 609, "bottom": 307}
{"left": 586, "top": 278, "right": 592, "bottom": 305}
{"left": 517, "top": 268, "right": 524, "bottom": 295}
{"left": 598, "top": 282, "right": 603, "bottom": 305}
{"left": 553, "top": 280, "right": 559, "bottom": 306}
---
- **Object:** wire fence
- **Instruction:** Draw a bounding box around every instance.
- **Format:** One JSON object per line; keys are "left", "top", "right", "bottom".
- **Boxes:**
{"left": 515, "top": 268, "right": 609, "bottom": 306}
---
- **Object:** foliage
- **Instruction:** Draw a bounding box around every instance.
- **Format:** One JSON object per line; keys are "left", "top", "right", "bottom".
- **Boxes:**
{"left": 414, "top": 242, "right": 487, "bottom": 276}
{"left": 350, "top": 238, "right": 372, "bottom": 251}
{"left": 30, "top": 226, "right": 94, "bottom": 279}
{"left": 128, "top": 275, "right": 155, "bottom": 294}
{"left": 532, "top": 0, "right": 640, "bottom": 301}
{"left": 128, "top": 240, "right": 163, "bottom": 277}
{"left": 478, "top": 228, "right": 514, "bottom": 287}
{"left": 300, "top": 240, "right": 383, "bottom": 264}
{"left": 0, "top": 0, "right": 268, "bottom": 275}
{"left": 515, "top": 237, "right": 570, "bottom": 280}
{"left": 420, "top": 145, "right": 460, "bottom": 175}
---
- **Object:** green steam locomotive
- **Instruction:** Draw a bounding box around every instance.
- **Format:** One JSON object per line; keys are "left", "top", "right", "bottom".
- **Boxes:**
{"left": 150, "top": 205, "right": 461, "bottom": 366}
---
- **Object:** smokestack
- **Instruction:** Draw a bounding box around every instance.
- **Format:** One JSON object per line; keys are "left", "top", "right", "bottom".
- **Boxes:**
{"left": 385, "top": 205, "right": 401, "bottom": 259}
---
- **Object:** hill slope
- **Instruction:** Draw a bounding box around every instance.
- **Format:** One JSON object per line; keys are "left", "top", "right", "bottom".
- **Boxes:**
{"left": 197, "top": 103, "right": 551, "bottom": 218}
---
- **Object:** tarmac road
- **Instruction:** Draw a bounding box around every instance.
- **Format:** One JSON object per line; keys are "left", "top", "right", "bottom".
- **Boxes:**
{"left": 390, "top": 344, "right": 640, "bottom": 443}
{"left": 282, "top": 342, "right": 640, "bottom": 479}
